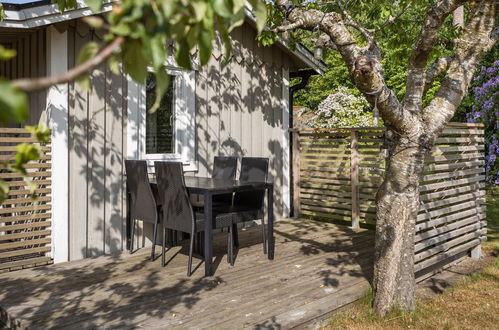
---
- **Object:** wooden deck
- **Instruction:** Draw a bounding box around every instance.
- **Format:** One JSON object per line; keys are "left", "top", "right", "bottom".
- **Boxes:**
{"left": 0, "top": 219, "right": 374, "bottom": 329}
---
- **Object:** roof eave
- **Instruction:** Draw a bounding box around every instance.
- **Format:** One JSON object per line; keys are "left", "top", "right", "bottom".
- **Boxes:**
{"left": 0, "top": 1, "right": 326, "bottom": 75}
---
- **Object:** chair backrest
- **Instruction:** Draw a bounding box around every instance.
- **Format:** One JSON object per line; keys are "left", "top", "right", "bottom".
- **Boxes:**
{"left": 234, "top": 157, "right": 269, "bottom": 209}
{"left": 212, "top": 156, "right": 237, "bottom": 205}
{"left": 213, "top": 156, "right": 237, "bottom": 180}
{"left": 125, "top": 160, "right": 157, "bottom": 223}
{"left": 154, "top": 161, "right": 194, "bottom": 233}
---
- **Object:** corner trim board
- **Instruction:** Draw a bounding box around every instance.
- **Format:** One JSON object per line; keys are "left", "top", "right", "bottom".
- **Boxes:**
{"left": 46, "top": 26, "right": 69, "bottom": 263}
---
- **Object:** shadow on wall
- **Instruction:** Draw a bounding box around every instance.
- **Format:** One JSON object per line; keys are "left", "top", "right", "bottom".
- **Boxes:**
{"left": 68, "top": 22, "right": 289, "bottom": 261}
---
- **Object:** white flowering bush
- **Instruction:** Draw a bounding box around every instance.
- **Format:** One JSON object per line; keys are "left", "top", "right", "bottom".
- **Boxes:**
{"left": 314, "top": 87, "right": 374, "bottom": 128}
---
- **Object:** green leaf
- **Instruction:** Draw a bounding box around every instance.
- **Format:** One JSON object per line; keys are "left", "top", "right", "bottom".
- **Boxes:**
{"left": 149, "top": 67, "right": 170, "bottom": 114}
{"left": 13, "top": 143, "right": 41, "bottom": 174}
{"left": 0, "top": 79, "right": 28, "bottom": 124}
{"left": 86, "top": 0, "right": 102, "bottom": 12}
{"left": 25, "top": 125, "right": 51, "bottom": 144}
{"left": 0, "top": 4, "right": 4, "bottom": 22}
{"left": 213, "top": 0, "right": 232, "bottom": 18}
{"left": 175, "top": 39, "right": 192, "bottom": 70}
{"left": 52, "top": 0, "right": 77, "bottom": 12}
{"left": 110, "top": 22, "right": 131, "bottom": 36}
{"left": 216, "top": 16, "right": 233, "bottom": 65}
{"left": 123, "top": 39, "right": 148, "bottom": 83}
{"left": 108, "top": 55, "right": 121, "bottom": 75}
{"left": 0, "top": 180, "right": 8, "bottom": 204}
{"left": 198, "top": 29, "right": 214, "bottom": 66}
{"left": 148, "top": 34, "right": 167, "bottom": 70}
{"left": 232, "top": 0, "right": 245, "bottom": 13}
{"left": 227, "top": 7, "right": 245, "bottom": 33}
{"left": 0, "top": 44, "right": 16, "bottom": 61}
{"left": 75, "top": 41, "right": 99, "bottom": 90}
{"left": 191, "top": 1, "right": 207, "bottom": 22}
{"left": 252, "top": 0, "right": 267, "bottom": 32}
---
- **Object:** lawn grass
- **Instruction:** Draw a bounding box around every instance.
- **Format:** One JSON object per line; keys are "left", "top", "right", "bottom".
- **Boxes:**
{"left": 483, "top": 187, "right": 499, "bottom": 254}
{"left": 322, "top": 188, "right": 499, "bottom": 330}
{"left": 324, "top": 260, "right": 499, "bottom": 330}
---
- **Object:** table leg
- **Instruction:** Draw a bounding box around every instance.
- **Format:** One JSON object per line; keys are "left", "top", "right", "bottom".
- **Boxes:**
{"left": 267, "top": 185, "right": 274, "bottom": 260}
{"left": 204, "top": 192, "right": 213, "bottom": 276}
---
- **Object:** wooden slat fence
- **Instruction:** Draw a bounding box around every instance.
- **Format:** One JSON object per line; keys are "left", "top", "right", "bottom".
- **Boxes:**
{"left": 292, "top": 123, "right": 486, "bottom": 277}
{"left": 293, "top": 127, "right": 385, "bottom": 226}
{"left": 415, "top": 123, "right": 486, "bottom": 278}
{"left": 0, "top": 128, "right": 52, "bottom": 272}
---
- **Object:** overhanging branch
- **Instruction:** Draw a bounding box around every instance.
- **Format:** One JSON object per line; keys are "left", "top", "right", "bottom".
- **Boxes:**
{"left": 12, "top": 36, "right": 125, "bottom": 93}
{"left": 404, "top": 0, "right": 468, "bottom": 112}
{"left": 423, "top": 0, "right": 496, "bottom": 136}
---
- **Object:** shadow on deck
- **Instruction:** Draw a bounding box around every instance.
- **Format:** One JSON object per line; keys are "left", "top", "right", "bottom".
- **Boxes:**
{"left": 0, "top": 218, "right": 374, "bottom": 329}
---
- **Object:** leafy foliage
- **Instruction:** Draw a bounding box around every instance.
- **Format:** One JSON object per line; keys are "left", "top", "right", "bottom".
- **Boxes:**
{"left": 291, "top": 0, "right": 460, "bottom": 111}
{"left": 463, "top": 59, "right": 499, "bottom": 186}
{"left": 314, "top": 87, "right": 373, "bottom": 128}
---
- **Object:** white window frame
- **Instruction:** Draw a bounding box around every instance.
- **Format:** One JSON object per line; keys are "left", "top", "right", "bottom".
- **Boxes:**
{"left": 127, "top": 59, "right": 197, "bottom": 171}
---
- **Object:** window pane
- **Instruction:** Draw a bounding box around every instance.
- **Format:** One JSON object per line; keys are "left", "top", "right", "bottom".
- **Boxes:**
{"left": 145, "top": 73, "right": 175, "bottom": 154}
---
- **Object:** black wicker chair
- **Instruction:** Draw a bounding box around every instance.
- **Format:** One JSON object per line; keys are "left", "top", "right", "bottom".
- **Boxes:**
{"left": 154, "top": 161, "right": 235, "bottom": 276}
{"left": 192, "top": 156, "right": 237, "bottom": 209}
{"left": 214, "top": 157, "right": 269, "bottom": 265}
{"left": 125, "top": 160, "right": 160, "bottom": 261}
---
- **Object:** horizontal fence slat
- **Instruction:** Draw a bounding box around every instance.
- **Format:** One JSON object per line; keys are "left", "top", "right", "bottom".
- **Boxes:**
{"left": 419, "top": 175, "right": 485, "bottom": 192}
{"left": 0, "top": 256, "right": 52, "bottom": 271}
{"left": 416, "top": 207, "right": 485, "bottom": 231}
{"left": 415, "top": 222, "right": 483, "bottom": 252}
{"left": 431, "top": 145, "right": 484, "bottom": 153}
{"left": 0, "top": 204, "right": 51, "bottom": 215}
{"left": 0, "top": 221, "right": 51, "bottom": 232}
{"left": 0, "top": 246, "right": 51, "bottom": 259}
{"left": 2, "top": 196, "right": 51, "bottom": 205}
{"left": 420, "top": 183, "right": 484, "bottom": 201}
{"left": 0, "top": 229, "right": 51, "bottom": 242}
{"left": 421, "top": 168, "right": 484, "bottom": 182}
{"left": 424, "top": 160, "right": 484, "bottom": 172}
{"left": 0, "top": 146, "right": 51, "bottom": 152}
{"left": 0, "top": 237, "right": 51, "bottom": 250}
{"left": 0, "top": 128, "right": 30, "bottom": 134}
{"left": 414, "top": 238, "right": 485, "bottom": 272}
{"left": 417, "top": 200, "right": 482, "bottom": 221}
{"left": 415, "top": 231, "right": 485, "bottom": 262}
{"left": 0, "top": 171, "right": 51, "bottom": 179}
{"left": 0, "top": 212, "right": 51, "bottom": 223}
{"left": 416, "top": 215, "right": 483, "bottom": 243}
{"left": 6, "top": 179, "right": 52, "bottom": 187}
{"left": 6, "top": 188, "right": 51, "bottom": 196}
{"left": 425, "top": 153, "right": 483, "bottom": 163}
{"left": 419, "top": 191, "right": 485, "bottom": 212}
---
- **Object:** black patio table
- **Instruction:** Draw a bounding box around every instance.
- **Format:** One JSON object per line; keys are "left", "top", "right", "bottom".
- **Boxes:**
{"left": 150, "top": 176, "right": 274, "bottom": 276}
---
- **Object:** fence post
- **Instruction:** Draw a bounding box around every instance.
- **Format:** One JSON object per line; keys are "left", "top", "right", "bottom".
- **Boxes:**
{"left": 350, "top": 130, "right": 360, "bottom": 229}
{"left": 292, "top": 129, "right": 301, "bottom": 217}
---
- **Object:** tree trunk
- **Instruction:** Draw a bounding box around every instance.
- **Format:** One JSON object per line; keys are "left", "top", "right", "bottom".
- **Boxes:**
{"left": 373, "top": 131, "right": 427, "bottom": 315}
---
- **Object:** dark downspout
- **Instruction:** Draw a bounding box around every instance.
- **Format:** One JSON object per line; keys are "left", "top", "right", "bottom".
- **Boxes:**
{"left": 289, "top": 69, "right": 318, "bottom": 217}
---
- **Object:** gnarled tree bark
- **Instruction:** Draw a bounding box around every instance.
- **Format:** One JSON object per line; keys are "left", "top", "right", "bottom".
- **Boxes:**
{"left": 274, "top": 0, "right": 497, "bottom": 316}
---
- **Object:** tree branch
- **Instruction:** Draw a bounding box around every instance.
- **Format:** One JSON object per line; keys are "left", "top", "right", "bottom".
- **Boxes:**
{"left": 274, "top": 0, "right": 415, "bottom": 131}
{"left": 374, "top": 2, "right": 412, "bottom": 33}
{"left": 336, "top": 0, "right": 374, "bottom": 44}
{"left": 423, "top": 57, "right": 452, "bottom": 94}
{"left": 404, "top": 0, "right": 467, "bottom": 112}
{"left": 12, "top": 36, "right": 124, "bottom": 93}
{"left": 423, "top": 0, "right": 497, "bottom": 136}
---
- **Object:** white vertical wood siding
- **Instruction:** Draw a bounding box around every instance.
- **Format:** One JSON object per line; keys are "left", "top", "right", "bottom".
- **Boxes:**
{"left": 64, "top": 20, "right": 299, "bottom": 260}
{"left": 67, "top": 20, "right": 127, "bottom": 260}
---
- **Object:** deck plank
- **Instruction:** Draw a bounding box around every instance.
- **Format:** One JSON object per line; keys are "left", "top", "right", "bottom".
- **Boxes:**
{"left": 0, "top": 218, "right": 374, "bottom": 329}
